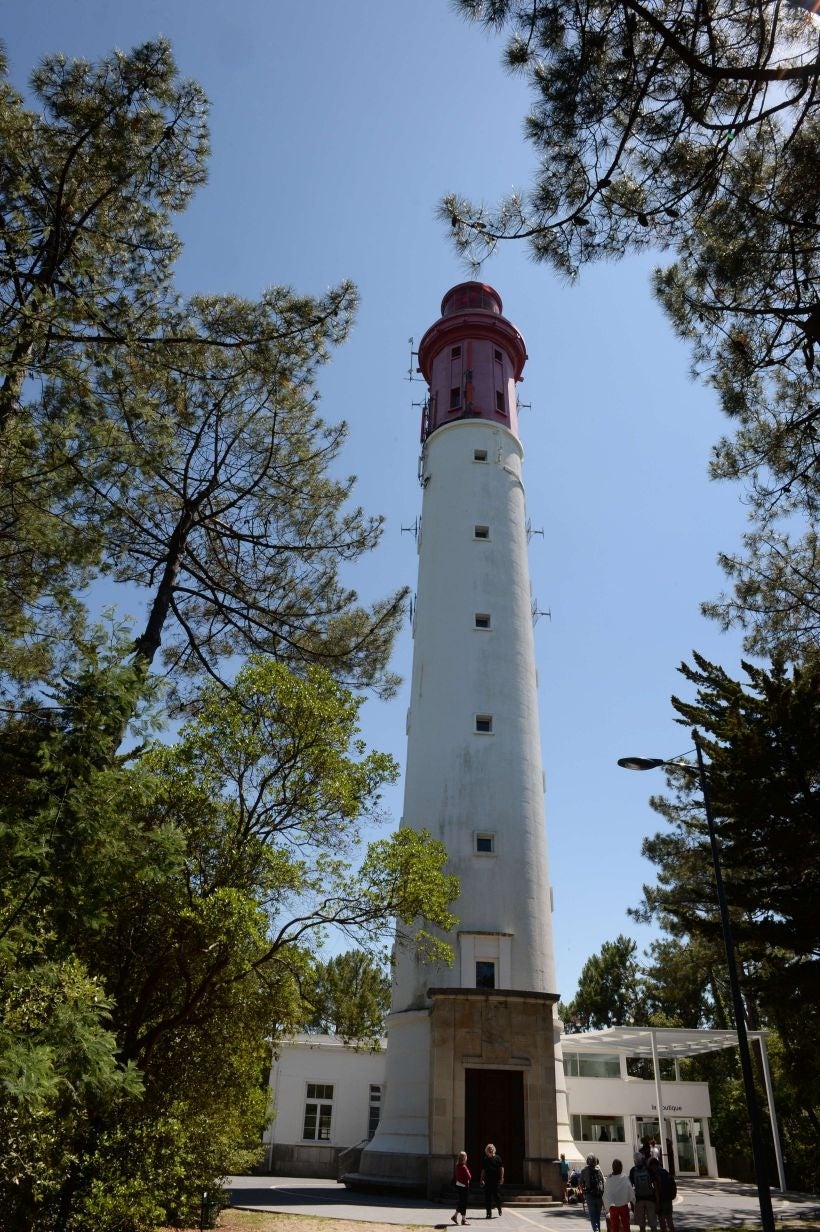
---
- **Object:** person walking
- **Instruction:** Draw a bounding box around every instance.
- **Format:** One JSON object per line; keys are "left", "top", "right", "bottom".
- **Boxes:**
{"left": 480, "top": 1144, "right": 504, "bottom": 1218}
{"left": 452, "top": 1151, "right": 471, "bottom": 1226}
{"left": 602, "top": 1159, "right": 634, "bottom": 1232}
{"left": 651, "top": 1156, "right": 677, "bottom": 1232}
{"left": 559, "top": 1154, "right": 570, "bottom": 1202}
{"left": 631, "top": 1150, "right": 661, "bottom": 1232}
{"left": 580, "top": 1153, "right": 606, "bottom": 1232}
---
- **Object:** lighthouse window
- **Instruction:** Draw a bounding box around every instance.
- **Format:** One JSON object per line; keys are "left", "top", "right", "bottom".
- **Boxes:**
{"left": 450, "top": 387, "right": 461, "bottom": 410}
{"left": 303, "top": 1083, "right": 334, "bottom": 1141}
{"left": 451, "top": 346, "right": 462, "bottom": 358}
{"left": 473, "top": 449, "right": 488, "bottom": 462}
{"left": 475, "top": 960, "right": 496, "bottom": 989}
{"left": 475, "top": 714, "right": 493, "bottom": 733}
{"left": 475, "top": 833, "right": 495, "bottom": 854}
{"left": 474, "top": 525, "right": 489, "bottom": 540}
{"left": 495, "top": 390, "right": 505, "bottom": 413}
{"left": 494, "top": 348, "right": 503, "bottom": 363}
{"left": 474, "top": 613, "right": 491, "bottom": 629}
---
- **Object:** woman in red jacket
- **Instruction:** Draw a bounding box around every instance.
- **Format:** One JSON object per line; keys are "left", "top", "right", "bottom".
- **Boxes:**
{"left": 452, "top": 1151, "right": 472, "bottom": 1226}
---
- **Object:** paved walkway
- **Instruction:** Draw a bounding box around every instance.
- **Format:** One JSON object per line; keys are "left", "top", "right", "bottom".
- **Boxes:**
{"left": 227, "top": 1176, "right": 820, "bottom": 1229}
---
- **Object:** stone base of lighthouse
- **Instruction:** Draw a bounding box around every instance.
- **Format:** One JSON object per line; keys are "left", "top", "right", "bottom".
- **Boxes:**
{"left": 346, "top": 989, "right": 568, "bottom": 1201}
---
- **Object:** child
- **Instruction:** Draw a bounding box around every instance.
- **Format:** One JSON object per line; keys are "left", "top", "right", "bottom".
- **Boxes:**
{"left": 452, "top": 1151, "right": 471, "bottom": 1226}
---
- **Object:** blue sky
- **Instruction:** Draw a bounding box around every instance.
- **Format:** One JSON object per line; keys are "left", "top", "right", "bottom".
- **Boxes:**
{"left": 6, "top": 1, "right": 752, "bottom": 1000}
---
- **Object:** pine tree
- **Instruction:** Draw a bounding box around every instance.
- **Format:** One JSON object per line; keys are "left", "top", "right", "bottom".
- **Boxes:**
{"left": 304, "top": 951, "right": 391, "bottom": 1045}
{"left": 562, "top": 935, "right": 645, "bottom": 1030}
{"left": 0, "top": 41, "right": 405, "bottom": 705}
{"left": 443, "top": 0, "right": 820, "bottom": 659}
{"left": 630, "top": 651, "right": 820, "bottom": 1184}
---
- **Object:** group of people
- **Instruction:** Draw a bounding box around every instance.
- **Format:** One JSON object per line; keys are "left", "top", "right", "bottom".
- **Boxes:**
{"left": 565, "top": 1144, "right": 677, "bottom": 1232}
{"left": 451, "top": 1144, "right": 505, "bottom": 1226}
{"left": 452, "top": 1139, "right": 676, "bottom": 1231}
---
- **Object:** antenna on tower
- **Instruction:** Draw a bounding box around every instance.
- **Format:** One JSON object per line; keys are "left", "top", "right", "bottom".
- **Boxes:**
{"left": 401, "top": 518, "right": 420, "bottom": 542}
{"left": 526, "top": 518, "right": 545, "bottom": 542}
{"left": 517, "top": 399, "right": 532, "bottom": 413}
{"left": 531, "top": 598, "right": 552, "bottom": 625}
{"left": 407, "top": 337, "right": 421, "bottom": 382}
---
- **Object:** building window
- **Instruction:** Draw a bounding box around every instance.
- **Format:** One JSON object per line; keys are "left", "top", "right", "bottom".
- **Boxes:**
{"left": 563, "top": 1052, "right": 621, "bottom": 1078}
{"left": 303, "top": 1083, "right": 334, "bottom": 1141}
{"left": 368, "top": 1085, "right": 382, "bottom": 1139}
{"left": 473, "top": 448, "right": 488, "bottom": 462}
{"left": 452, "top": 345, "right": 462, "bottom": 358}
{"left": 450, "top": 387, "right": 461, "bottom": 410}
{"left": 475, "top": 832, "right": 495, "bottom": 854}
{"left": 626, "top": 1057, "right": 679, "bottom": 1081}
{"left": 474, "top": 525, "right": 489, "bottom": 539}
{"left": 495, "top": 390, "right": 505, "bottom": 413}
{"left": 475, "top": 613, "right": 491, "bottom": 629}
{"left": 635, "top": 1117, "right": 661, "bottom": 1143}
{"left": 476, "top": 960, "right": 496, "bottom": 989}
{"left": 570, "top": 1114, "right": 626, "bottom": 1143}
{"left": 475, "top": 714, "right": 493, "bottom": 733}
{"left": 494, "top": 348, "right": 503, "bottom": 363}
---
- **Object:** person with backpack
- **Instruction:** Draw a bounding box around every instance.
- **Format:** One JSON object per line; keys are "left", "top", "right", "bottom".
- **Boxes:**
{"left": 602, "top": 1158, "right": 635, "bottom": 1232}
{"left": 580, "top": 1153, "right": 606, "bottom": 1232}
{"left": 650, "top": 1156, "right": 677, "bottom": 1232}
{"left": 631, "top": 1152, "right": 661, "bottom": 1232}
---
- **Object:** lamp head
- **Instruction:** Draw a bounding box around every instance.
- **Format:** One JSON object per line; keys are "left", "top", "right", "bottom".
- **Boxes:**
{"left": 617, "top": 756, "right": 667, "bottom": 771}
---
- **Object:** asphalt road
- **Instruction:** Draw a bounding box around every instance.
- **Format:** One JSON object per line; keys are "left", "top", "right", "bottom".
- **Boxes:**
{"left": 226, "top": 1176, "right": 820, "bottom": 1229}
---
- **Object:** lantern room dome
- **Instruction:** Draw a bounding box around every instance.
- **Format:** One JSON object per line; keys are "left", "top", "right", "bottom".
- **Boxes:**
{"left": 440, "top": 282, "right": 502, "bottom": 317}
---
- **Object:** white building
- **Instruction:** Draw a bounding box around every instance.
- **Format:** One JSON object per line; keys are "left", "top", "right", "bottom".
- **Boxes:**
{"left": 264, "top": 1025, "right": 783, "bottom": 1183}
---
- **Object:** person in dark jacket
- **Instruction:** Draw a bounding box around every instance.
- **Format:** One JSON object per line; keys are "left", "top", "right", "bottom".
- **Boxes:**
{"left": 480, "top": 1144, "right": 504, "bottom": 1218}
{"left": 580, "top": 1153, "right": 606, "bottom": 1232}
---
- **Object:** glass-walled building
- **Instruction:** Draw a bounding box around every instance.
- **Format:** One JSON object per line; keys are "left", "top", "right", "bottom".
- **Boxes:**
{"left": 560, "top": 1043, "right": 715, "bottom": 1177}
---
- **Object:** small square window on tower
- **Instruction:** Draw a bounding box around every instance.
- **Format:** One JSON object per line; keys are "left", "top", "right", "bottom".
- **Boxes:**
{"left": 474, "top": 613, "right": 491, "bottom": 629}
{"left": 494, "top": 348, "right": 503, "bottom": 363}
{"left": 475, "top": 832, "right": 495, "bottom": 854}
{"left": 475, "top": 714, "right": 493, "bottom": 733}
{"left": 495, "top": 390, "right": 505, "bottom": 413}
{"left": 474, "top": 525, "right": 489, "bottom": 540}
{"left": 473, "top": 448, "right": 488, "bottom": 462}
{"left": 452, "top": 345, "right": 462, "bottom": 358}
{"left": 450, "top": 387, "right": 461, "bottom": 410}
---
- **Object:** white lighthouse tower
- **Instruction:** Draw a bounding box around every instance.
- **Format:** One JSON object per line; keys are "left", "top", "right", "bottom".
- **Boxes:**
{"left": 353, "top": 283, "right": 572, "bottom": 1197}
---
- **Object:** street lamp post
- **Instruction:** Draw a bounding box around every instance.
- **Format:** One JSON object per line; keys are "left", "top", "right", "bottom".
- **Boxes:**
{"left": 618, "top": 731, "right": 776, "bottom": 1232}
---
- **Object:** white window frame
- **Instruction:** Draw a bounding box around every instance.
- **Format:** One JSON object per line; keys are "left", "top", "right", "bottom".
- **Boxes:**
{"left": 302, "top": 1082, "right": 334, "bottom": 1142}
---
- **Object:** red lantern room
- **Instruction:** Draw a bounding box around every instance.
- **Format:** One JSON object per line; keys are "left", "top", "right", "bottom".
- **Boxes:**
{"left": 416, "top": 282, "right": 528, "bottom": 442}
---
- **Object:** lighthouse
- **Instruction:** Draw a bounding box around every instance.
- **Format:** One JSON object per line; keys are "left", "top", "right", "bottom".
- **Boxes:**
{"left": 352, "top": 283, "right": 573, "bottom": 1197}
